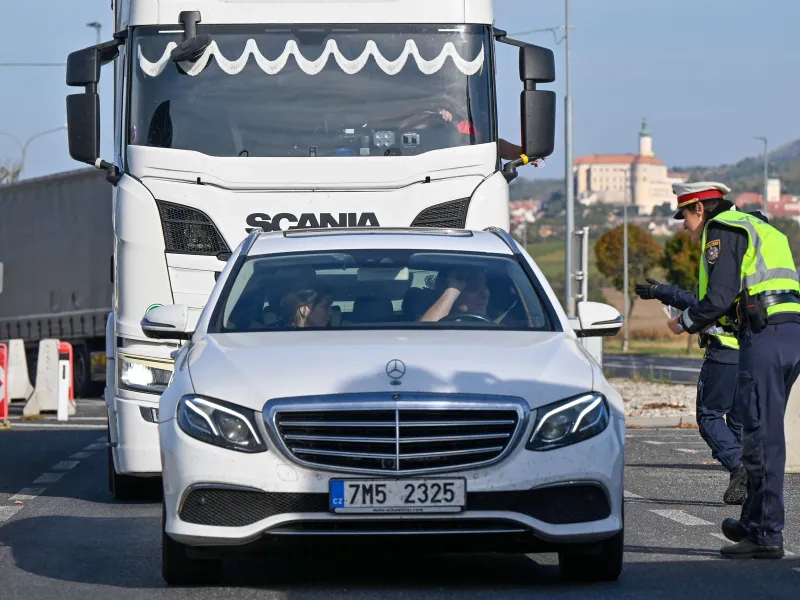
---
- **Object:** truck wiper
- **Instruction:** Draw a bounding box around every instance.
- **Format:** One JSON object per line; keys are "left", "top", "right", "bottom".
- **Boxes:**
{"left": 171, "top": 11, "right": 211, "bottom": 63}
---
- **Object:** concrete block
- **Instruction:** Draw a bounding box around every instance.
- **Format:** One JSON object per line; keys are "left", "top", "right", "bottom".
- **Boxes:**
{"left": 7, "top": 339, "right": 34, "bottom": 401}
{"left": 23, "top": 340, "right": 76, "bottom": 417}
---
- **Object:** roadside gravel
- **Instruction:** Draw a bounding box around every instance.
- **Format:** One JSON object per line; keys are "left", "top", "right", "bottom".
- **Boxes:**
{"left": 607, "top": 377, "right": 697, "bottom": 418}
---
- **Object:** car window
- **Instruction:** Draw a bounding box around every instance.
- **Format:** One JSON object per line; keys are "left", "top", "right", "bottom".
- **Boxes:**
{"left": 212, "top": 250, "right": 554, "bottom": 332}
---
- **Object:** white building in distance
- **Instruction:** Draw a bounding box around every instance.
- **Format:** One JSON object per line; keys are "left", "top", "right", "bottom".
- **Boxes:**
{"left": 574, "top": 120, "right": 688, "bottom": 215}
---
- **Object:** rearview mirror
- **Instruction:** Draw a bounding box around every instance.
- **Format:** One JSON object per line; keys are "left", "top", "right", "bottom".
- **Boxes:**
{"left": 519, "top": 43, "right": 556, "bottom": 160}
{"left": 141, "top": 305, "right": 198, "bottom": 340}
{"left": 575, "top": 302, "right": 623, "bottom": 338}
{"left": 66, "top": 93, "right": 99, "bottom": 164}
{"left": 66, "top": 47, "right": 101, "bottom": 87}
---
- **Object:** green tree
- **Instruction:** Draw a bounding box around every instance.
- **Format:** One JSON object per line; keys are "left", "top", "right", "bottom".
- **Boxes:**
{"left": 771, "top": 217, "right": 800, "bottom": 265}
{"left": 651, "top": 202, "right": 675, "bottom": 218}
{"left": 662, "top": 231, "right": 701, "bottom": 353}
{"left": 594, "top": 224, "right": 663, "bottom": 318}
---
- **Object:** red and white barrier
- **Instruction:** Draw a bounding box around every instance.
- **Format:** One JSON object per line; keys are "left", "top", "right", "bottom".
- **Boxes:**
{"left": 0, "top": 343, "right": 9, "bottom": 429}
{"left": 23, "top": 339, "right": 76, "bottom": 419}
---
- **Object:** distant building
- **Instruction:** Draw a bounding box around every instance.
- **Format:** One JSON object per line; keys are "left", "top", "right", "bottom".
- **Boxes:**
{"left": 736, "top": 179, "right": 800, "bottom": 222}
{"left": 573, "top": 119, "right": 688, "bottom": 215}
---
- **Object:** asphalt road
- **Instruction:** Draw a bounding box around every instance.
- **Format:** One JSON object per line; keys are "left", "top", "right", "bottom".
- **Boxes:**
{"left": 1, "top": 421, "right": 799, "bottom": 598}
{"left": 604, "top": 353, "right": 703, "bottom": 385}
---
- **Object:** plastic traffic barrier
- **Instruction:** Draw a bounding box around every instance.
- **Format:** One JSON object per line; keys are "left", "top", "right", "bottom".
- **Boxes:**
{"left": 57, "top": 341, "right": 75, "bottom": 422}
{"left": 23, "top": 339, "right": 76, "bottom": 418}
{"left": 787, "top": 381, "right": 800, "bottom": 473}
{"left": 0, "top": 343, "right": 9, "bottom": 429}
{"left": 7, "top": 339, "right": 34, "bottom": 401}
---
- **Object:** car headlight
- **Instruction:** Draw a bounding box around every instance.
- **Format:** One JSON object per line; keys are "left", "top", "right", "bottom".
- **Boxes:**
{"left": 177, "top": 396, "right": 266, "bottom": 453}
{"left": 118, "top": 354, "right": 172, "bottom": 394}
{"left": 527, "top": 393, "right": 609, "bottom": 451}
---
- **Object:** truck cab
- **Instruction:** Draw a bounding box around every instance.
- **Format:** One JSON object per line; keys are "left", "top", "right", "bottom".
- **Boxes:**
{"left": 65, "top": 0, "right": 557, "bottom": 498}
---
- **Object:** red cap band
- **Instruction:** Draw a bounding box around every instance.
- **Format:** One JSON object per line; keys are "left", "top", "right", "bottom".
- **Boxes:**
{"left": 677, "top": 189, "right": 724, "bottom": 207}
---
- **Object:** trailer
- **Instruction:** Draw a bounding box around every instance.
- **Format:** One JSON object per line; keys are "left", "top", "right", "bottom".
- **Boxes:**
{"left": 0, "top": 168, "right": 113, "bottom": 398}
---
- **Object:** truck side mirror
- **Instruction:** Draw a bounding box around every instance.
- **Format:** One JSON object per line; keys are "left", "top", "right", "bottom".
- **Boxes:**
{"left": 520, "top": 44, "right": 556, "bottom": 160}
{"left": 66, "top": 93, "right": 100, "bottom": 164}
{"left": 66, "top": 47, "right": 102, "bottom": 87}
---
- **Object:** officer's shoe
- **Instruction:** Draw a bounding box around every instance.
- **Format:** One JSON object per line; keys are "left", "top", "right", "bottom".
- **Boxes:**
{"left": 721, "top": 518, "right": 746, "bottom": 542}
{"left": 720, "top": 538, "right": 784, "bottom": 559}
{"left": 723, "top": 464, "right": 747, "bottom": 505}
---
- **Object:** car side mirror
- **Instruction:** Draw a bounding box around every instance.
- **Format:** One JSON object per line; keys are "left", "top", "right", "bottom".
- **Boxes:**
{"left": 575, "top": 302, "right": 623, "bottom": 338}
{"left": 141, "top": 305, "right": 198, "bottom": 340}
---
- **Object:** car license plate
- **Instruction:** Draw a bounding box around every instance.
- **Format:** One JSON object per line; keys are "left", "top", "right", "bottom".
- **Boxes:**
{"left": 329, "top": 478, "right": 466, "bottom": 514}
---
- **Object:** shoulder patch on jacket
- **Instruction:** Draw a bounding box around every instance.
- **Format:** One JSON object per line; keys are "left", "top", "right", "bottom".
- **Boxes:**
{"left": 705, "top": 239, "right": 720, "bottom": 264}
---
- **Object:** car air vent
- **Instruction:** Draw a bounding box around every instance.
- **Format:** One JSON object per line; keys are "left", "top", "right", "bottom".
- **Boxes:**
{"left": 269, "top": 398, "right": 527, "bottom": 475}
{"left": 411, "top": 198, "right": 470, "bottom": 228}
{"left": 156, "top": 200, "right": 231, "bottom": 256}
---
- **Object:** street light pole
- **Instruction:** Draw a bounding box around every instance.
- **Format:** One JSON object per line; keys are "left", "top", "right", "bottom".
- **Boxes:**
{"left": 87, "top": 21, "right": 103, "bottom": 45}
{"left": 0, "top": 126, "right": 68, "bottom": 179}
{"left": 622, "top": 169, "right": 630, "bottom": 352}
{"left": 754, "top": 136, "right": 768, "bottom": 215}
{"left": 563, "top": 0, "right": 575, "bottom": 318}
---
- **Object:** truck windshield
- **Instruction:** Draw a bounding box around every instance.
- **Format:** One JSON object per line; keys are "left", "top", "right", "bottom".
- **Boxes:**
{"left": 130, "top": 25, "right": 495, "bottom": 158}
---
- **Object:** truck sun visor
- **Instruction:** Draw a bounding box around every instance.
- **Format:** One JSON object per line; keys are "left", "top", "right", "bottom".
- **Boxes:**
{"left": 138, "top": 39, "right": 485, "bottom": 78}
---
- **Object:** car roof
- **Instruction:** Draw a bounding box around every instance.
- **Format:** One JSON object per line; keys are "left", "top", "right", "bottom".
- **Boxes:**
{"left": 246, "top": 228, "right": 516, "bottom": 257}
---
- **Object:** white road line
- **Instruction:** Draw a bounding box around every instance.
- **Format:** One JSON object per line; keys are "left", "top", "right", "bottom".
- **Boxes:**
{"left": 70, "top": 451, "right": 92, "bottom": 459}
{"left": 675, "top": 448, "right": 700, "bottom": 454}
{"left": 8, "top": 416, "right": 107, "bottom": 421}
{"left": 644, "top": 441, "right": 667, "bottom": 445}
{"left": 604, "top": 362, "right": 701, "bottom": 373}
{"left": 9, "top": 423, "right": 107, "bottom": 430}
{"left": 95, "top": 436, "right": 107, "bottom": 442}
{"left": 709, "top": 533, "right": 729, "bottom": 542}
{"left": 650, "top": 509, "right": 713, "bottom": 526}
{"left": 9, "top": 488, "right": 46, "bottom": 502}
{"left": 32, "top": 472, "right": 64, "bottom": 484}
{"left": 624, "top": 490, "right": 644, "bottom": 499}
{"left": 53, "top": 461, "right": 79, "bottom": 470}
{"left": 84, "top": 442, "right": 107, "bottom": 450}
{"left": 0, "top": 506, "right": 22, "bottom": 522}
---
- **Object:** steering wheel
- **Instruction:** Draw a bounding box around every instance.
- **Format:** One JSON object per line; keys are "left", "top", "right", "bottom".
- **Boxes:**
{"left": 440, "top": 312, "right": 494, "bottom": 324}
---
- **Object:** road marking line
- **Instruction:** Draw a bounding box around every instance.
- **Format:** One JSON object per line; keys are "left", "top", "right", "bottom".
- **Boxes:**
{"left": 95, "top": 436, "right": 106, "bottom": 442}
{"left": 709, "top": 533, "right": 728, "bottom": 542}
{"left": 792, "top": 567, "right": 799, "bottom": 572}
{"left": 9, "top": 423, "right": 107, "bottom": 430}
{"left": 644, "top": 441, "right": 667, "bottom": 445}
{"left": 53, "top": 461, "right": 79, "bottom": 471}
{"left": 0, "top": 506, "right": 22, "bottom": 522}
{"left": 9, "top": 488, "right": 46, "bottom": 502}
{"left": 8, "top": 416, "right": 107, "bottom": 421}
{"left": 624, "top": 490, "right": 644, "bottom": 499}
{"left": 650, "top": 509, "right": 713, "bottom": 526}
{"left": 70, "top": 451, "right": 92, "bottom": 459}
{"left": 604, "top": 362, "right": 701, "bottom": 373}
{"left": 84, "top": 443, "right": 107, "bottom": 450}
{"left": 675, "top": 448, "right": 700, "bottom": 454}
{"left": 32, "top": 473, "right": 64, "bottom": 484}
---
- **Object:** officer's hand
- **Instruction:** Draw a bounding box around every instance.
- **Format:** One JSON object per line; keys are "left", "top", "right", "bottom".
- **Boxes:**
{"left": 635, "top": 277, "right": 663, "bottom": 301}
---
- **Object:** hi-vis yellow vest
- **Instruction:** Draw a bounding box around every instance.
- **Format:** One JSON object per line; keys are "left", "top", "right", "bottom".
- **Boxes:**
{"left": 699, "top": 210, "right": 800, "bottom": 342}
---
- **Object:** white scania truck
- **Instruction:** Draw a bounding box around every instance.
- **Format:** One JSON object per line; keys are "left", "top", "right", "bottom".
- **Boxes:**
{"left": 65, "top": 0, "right": 557, "bottom": 499}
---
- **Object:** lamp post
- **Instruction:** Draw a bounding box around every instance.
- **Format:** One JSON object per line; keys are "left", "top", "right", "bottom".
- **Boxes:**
{"left": 622, "top": 169, "right": 630, "bottom": 352}
{"left": 0, "top": 125, "right": 68, "bottom": 180}
{"left": 512, "top": 0, "right": 575, "bottom": 315}
{"left": 754, "top": 136, "right": 768, "bottom": 215}
{"left": 87, "top": 21, "right": 102, "bottom": 45}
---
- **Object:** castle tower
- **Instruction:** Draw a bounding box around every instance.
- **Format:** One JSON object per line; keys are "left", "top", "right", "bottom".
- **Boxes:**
{"left": 638, "top": 118, "right": 653, "bottom": 157}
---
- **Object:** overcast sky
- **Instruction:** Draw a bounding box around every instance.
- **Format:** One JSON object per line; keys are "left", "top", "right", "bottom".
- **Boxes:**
{"left": 1, "top": 0, "right": 798, "bottom": 180}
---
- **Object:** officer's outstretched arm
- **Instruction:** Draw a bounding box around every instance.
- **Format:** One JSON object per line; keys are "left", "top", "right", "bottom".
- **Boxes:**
{"left": 679, "top": 226, "right": 747, "bottom": 334}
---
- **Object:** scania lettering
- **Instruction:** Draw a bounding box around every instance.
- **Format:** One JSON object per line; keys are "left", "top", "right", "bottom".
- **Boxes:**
{"left": 245, "top": 212, "right": 380, "bottom": 232}
{"left": 65, "top": 0, "right": 557, "bottom": 499}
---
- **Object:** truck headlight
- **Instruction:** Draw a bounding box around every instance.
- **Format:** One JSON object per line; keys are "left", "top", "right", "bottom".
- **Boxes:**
{"left": 527, "top": 393, "right": 609, "bottom": 451}
{"left": 177, "top": 396, "right": 266, "bottom": 453}
{"left": 118, "top": 354, "right": 172, "bottom": 394}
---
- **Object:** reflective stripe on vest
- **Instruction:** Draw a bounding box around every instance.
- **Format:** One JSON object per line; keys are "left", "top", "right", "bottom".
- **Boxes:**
{"left": 699, "top": 210, "right": 800, "bottom": 318}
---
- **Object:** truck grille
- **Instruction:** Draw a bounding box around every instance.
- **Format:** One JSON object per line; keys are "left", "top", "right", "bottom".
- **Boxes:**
{"left": 266, "top": 396, "right": 528, "bottom": 475}
{"left": 156, "top": 200, "right": 230, "bottom": 257}
{"left": 411, "top": 198, "right": 470, "bottom": 228}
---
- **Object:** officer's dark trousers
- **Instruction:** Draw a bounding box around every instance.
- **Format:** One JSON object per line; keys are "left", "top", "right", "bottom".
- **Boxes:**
{"left": 696, "top": 360, "right": 741, "bottom": 471}
{"left": 735, "top": 322, "right": 800, "bottom": 546}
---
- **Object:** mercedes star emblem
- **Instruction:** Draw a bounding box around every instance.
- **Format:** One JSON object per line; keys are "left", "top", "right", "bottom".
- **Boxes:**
{"left": 386, "top": 359, "right": 406, "bottom": 385}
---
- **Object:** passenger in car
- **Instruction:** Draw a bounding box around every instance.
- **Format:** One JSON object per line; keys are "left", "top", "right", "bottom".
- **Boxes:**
{"left": 280, "top": 288, "right": 334, "bottom": 329}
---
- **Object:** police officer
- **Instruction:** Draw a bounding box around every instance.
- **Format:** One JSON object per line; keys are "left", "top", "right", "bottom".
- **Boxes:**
{"left": 635, "top": 273, "right": 745, "bottom": 504}
{"left": 666, "top": 181, "right": 800, "bottom": 559}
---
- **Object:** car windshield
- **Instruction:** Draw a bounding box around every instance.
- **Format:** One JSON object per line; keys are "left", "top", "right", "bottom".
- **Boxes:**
{"left": 211, "top": 250, "right": 554, "bottom": 333}
{"left": 130, "top": 24, "right": 494, "bottom": 158}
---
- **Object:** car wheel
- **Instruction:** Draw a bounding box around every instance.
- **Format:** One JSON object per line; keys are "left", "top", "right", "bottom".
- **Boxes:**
{"left": 162, "top": 506, "right": 222, "bottom": 586}
{"left": 107, "top": 437, "right": 159, "bottom": 501}
{"left": 558, "top": 528, "right": 623, "bottom": 583}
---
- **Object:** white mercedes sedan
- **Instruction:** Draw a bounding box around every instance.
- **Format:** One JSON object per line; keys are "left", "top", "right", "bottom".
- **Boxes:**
{"left": 144, "top": 227, "right": 625, "bottom": 585}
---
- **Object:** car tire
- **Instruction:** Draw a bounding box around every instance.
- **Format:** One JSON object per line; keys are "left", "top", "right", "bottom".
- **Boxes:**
{"left": 162, "top": 506, "right": 223, "bottom": 586}
{"left": 558, "top": 528, "right": 624, "bottom": 583}
{"left": 107, "top": 435, "right": 159, "bottom": 501}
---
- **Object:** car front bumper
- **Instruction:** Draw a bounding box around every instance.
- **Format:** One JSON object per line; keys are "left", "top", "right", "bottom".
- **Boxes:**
{"left": 160, "top": 414, "right": 625, "bottom": 549}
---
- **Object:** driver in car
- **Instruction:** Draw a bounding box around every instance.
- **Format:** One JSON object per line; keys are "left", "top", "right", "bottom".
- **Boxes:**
{"left": 420, "top": 268, "right": 492, "bottom": 323}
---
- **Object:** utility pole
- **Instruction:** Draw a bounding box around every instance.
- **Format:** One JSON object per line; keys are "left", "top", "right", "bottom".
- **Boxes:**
{"left": 87, "top": 22, "right": 103, "bottom": 45}
{"left": 754, "top": 136, "right": 768, "bottom": 215}
{"left": 0, "top": 126, "right": 68, "bottom": 180}
{"left": 622, "top": 169, "right": 630, "bottom": 352}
